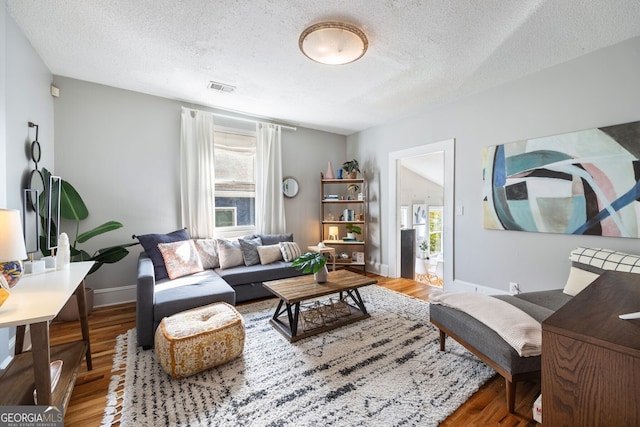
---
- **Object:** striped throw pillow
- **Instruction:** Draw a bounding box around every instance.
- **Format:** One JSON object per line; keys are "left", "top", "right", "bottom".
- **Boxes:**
{"left": 279, "top": 241, "right": 302, "bottom": 262}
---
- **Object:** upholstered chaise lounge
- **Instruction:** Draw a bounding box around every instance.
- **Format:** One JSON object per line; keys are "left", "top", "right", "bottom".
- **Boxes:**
{"left": 430, "top": 246, "right": 640, "bottom": 412}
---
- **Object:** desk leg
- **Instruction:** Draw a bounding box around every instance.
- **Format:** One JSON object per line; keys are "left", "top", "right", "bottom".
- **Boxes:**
{"left": 31, "top": 322, "right": 51, "bottom": 405}
{"left": 75, "top": 280, "right": 93, "bottom": 371}
{"left": 15, "top": 325, "right": 26, "bottom": 355}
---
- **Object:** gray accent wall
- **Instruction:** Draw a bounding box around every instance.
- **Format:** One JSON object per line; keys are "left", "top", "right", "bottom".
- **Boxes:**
{"left": 348, "top": 36, "right": 640, "bottom": 293}
{"left": 52, "top": 76, "right": 347, "bottom": 292}
{"left": 1, "top": 7, "right": 55, "bottom": 366}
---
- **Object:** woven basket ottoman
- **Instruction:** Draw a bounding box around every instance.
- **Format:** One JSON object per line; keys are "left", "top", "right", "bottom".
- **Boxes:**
{"left": 155, "top": 302, "right": 245, "bottom": 379}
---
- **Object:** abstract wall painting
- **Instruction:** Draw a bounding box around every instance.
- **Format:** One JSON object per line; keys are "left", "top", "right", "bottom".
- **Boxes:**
{"left": 482, "top": 120, "right": 640, "bottom": 237}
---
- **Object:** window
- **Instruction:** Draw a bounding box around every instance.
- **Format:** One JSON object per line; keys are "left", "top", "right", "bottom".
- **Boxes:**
{"left": 428, "top": 206, "right": 443, "bottom": 255}
{"left": 214, "top": 128, "right": 256, "bottom": 236}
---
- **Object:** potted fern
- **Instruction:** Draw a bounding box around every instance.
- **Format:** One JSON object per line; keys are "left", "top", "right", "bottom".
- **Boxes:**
{"left": 292, "top": 252, "right": 328, "bottom": 283}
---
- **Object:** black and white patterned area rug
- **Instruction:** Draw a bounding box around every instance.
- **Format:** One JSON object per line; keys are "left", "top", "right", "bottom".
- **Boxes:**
{"left": 101, "top": 286, "right": 494, "bottom": 427}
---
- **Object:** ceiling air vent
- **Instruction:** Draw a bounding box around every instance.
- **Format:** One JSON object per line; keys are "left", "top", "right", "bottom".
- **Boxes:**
{"left": 208, "top": 81, "right": 236, "bottom": 93}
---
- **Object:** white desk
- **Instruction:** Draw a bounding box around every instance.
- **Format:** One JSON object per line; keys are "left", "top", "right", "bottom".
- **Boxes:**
{"left": 0, "top": 261, "right": 94, "bottom": 408}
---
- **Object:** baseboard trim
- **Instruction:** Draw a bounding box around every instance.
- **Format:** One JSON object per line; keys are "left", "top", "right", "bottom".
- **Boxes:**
{"left": 94, "top": 284, "right": 136, "bottom": 307}
{"left": 449, "top": 279, "right": 509, "bottom": 295}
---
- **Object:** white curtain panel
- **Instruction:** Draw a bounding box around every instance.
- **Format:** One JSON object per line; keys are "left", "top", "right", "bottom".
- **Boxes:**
{"left": 256, "top": 123, "right": 286, "bottom": 234}
{"left": 180, "top": 107, "right": 216, "bottom": 238}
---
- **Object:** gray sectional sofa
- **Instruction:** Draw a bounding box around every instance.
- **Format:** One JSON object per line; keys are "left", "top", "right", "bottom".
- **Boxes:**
{"left": 135, "top": 230, "right": 304, "bottom": 349}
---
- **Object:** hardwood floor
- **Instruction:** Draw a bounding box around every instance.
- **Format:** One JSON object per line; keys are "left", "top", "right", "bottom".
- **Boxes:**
{"left": 50, "top": 275, "right": 539, "bottom": 426}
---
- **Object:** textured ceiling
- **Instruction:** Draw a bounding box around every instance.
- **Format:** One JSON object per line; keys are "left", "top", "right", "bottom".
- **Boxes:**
{"left": 7, "top": 0, "right": 640, "bottom": 135}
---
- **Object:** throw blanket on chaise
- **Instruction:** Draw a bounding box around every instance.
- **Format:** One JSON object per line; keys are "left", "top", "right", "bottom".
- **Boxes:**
{"left": 430, "top": 292, "right": 541, "bottom": 357}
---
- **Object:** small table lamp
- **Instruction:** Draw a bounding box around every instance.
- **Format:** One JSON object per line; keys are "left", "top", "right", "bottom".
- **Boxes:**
{"left": 0, "top": 209, "right": 28, "bottom": 288}
{"left": 328, "top": 226, "right": 340, "bottom": 241}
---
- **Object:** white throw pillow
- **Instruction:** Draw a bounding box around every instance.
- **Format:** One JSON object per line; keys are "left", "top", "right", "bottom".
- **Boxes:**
{"left": 562, "top": 266, "right": 600, "bottom": 296}
{"left": 257, "top": 244, "right": 284, "bottom": 265}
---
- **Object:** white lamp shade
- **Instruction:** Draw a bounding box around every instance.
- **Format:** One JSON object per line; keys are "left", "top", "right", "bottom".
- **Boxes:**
{"left": 328, "top": 226, "right": 339, "bottom": 239}
{"left": 0, "top": 209, "right": 28, "bottom": 262}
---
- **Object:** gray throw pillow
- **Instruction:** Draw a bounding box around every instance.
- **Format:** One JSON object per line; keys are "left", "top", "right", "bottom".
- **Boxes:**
{"left": 239, "top": 236, "right": 263, "bottom": 266}
{"left": 259, "top": 233, "right": 293, "bottom": 245}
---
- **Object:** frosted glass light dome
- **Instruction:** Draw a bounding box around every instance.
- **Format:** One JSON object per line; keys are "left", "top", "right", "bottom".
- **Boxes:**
{"left": 299, "top": 22, "right": 368, "bottom": 65}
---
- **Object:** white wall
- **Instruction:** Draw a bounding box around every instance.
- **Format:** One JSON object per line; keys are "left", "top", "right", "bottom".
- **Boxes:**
{"left": 52, "top": 76, "right": 346, "bottom": 297}
{"left": 1, "top": 6, "right": 55, "bottom": 366}
{"left": 349, "top": 36, "right": 640, "bottom": 294}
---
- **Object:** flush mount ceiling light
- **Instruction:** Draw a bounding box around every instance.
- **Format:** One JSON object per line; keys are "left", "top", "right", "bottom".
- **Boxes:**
{"left": 299, "top": 22, "right": 368, "bottom": 65}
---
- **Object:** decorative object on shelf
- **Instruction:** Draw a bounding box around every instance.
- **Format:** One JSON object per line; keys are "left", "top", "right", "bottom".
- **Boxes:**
{"left": 345, "top": 224, "right": 362, "bottom": 240}
{"left": 299, "top": 22, "right": 368, "bottom": 65}
{"left": 328, "top": 226, "right": 340, "bottom": 241}
{"left": 337, "top": 169, "right": 343, "bottom": 179}
{"left": 325, "top": 161, "right": 335, "bottom": 179}
{"left": 292, "top": 251, "right": 328, "bottom": 283}
{"left": 347, "top": 184, "right": 359, "bottom": 200}
{"left": 0, "top": 209, "right": 28, "bottom": 288}
{"left": 342, "top": 209, "right": 355, "bottom": 222}
{"left": 339, "top": 252, "right": 350, "bottom": 260}
{"left": 41, "top": 168, "right": 137, "bottom": 275}
{"left": 325, "top": 210, "right": 335, "bottom": 221}
{"left": 342, "top": 159, "right": 360, "bottom": 179}
{"left": 282, "top": 177, "right": 299, "bottom": 198}
{"left": 56, "top": 232, "right": 71, "bottom": 270}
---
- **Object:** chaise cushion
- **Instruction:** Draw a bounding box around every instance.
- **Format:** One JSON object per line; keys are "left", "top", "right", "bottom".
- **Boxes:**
{"left": 153, "top": 270, "right": 235, "bottom": 320}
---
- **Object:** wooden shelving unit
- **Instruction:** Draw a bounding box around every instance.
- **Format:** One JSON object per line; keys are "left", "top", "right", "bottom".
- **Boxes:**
{"left": 320, "top": 172, "right": 367, "bottom": 274}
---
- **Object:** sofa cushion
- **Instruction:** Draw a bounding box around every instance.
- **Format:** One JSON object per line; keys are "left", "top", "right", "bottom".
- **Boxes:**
{"left": 154, "top": 270, "right": 235, "bottom": 320}
{"left": 430, "top": 303, "right": 541, "bottom": 375}
{"left": 239, "top": 236, "right": 262, "bottom": 266}
{"left": 257, "top": 244, "right": 283, "bottom": 265}
{"left": 259, "top": 233, "right": 293, "bottom": 245}
{"left": 279, "top": 241, "right": 301, "bottom": 262}
{"left": 194, "top": 238, "right": 219, "bottom": 269}
{"left": 513, "top": 289, "right": 572, "bottom": 312}
{"left": 158, "top": 240, "right": 204, "bottom": 279}
{"left": 214, "top": 261, "right": 303, "bottom": 286}
{"left": 217, "top": 238, "right": 244, "bottom": 269}
{"left": 135, "top": 228, "right": 191, "bottom": 280}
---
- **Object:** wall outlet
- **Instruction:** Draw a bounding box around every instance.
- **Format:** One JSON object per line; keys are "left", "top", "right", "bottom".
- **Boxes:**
{"left": 509, "top": 282, "right": 520, "bottom": 294}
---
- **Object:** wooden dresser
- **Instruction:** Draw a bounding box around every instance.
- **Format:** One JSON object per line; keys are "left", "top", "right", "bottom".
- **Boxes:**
{"left": 542, "top": 270, "right": 640, "bottom": 426}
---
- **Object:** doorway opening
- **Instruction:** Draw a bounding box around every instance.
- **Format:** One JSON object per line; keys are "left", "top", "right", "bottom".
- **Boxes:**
{"left": 388, "top": 139, "right": 454, "bottom": 288}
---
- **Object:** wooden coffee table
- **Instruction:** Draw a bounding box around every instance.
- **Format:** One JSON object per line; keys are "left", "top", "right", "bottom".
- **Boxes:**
{"left": 263, "top": 270, "right": 377, "bottom": 342}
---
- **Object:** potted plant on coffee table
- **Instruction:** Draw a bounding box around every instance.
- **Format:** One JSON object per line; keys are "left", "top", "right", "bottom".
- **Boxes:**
{"left": 292, "top": 252, "right": 329, "bottom": 283}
